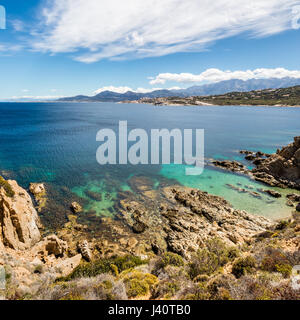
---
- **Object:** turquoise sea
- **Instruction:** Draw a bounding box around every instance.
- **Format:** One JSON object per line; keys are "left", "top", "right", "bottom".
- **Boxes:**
{"left": 0, "top": 102, "right": 299, "bottom": 226}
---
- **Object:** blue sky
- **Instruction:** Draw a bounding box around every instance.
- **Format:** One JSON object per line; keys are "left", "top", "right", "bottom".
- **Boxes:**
{"left": 1, "top": 0, "right": 300, "bottom": 100}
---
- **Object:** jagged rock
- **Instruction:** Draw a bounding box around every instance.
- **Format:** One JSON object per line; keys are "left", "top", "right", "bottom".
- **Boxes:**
{"left": 71, "top": 202, "right": 82, "bottom": 213}
{"left": 54, "top": 254, "right": 82, "bottom": 277}
{"left": 245, "top": 154, "right": 256, "bottom": 161}
{"left": 133, "top": 221, "right": 148, "bottom": 234}
{"left": 0, "top": 179, "right": 41, "bottom": 250}
{"left": 261, "top": 189, "right": 282, "bottom": 198}
{"left": 211, "top": 160, "right": 250, "bottom": 175}
{"left": 297, "top": 203, "right": 300, "bottom": 212}
{"left": 287, "top": 193, "right": 300, "bottom": 202}
{"left": 252, "top": 136, "right": 300, "bottom": 189}
{"left": 0, "top": 178, "right": 83, "bottom": 298}
{"left": 240, "top": 150, "right": 255, "bottom": 155}
{"left": 226, "top": 184, "right": 262, "bottom": 199}
{"left": 119, "top": 184, "right": 272, "bottom": 259}
{"left": 29, "top": 183, "right": 46, "bottom": 196}
{"left": 78, "top": 240, "right": 92, "bottom": 262}
{"left": 286, "top": 200, "right": 294, "bottom": 207}
{"left": 32, "top": 235, "right": 68, "bottom": 258}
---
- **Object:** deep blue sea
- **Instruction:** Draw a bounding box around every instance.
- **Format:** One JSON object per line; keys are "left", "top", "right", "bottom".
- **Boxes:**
{"left": 0, "top": 102, "right": 299, "bottom": 222}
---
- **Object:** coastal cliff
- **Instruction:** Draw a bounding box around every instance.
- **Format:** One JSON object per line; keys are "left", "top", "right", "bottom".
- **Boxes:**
{"left": 0, "top": 179, "right": 82, "bottom": 298}
{"left": 252, "top": 136, "right": 300, "bottom": 190}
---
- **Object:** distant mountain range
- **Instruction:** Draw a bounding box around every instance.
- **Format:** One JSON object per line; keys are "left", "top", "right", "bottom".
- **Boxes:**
{"left": 58, "top": 77, "right": 300, "bottom": 102}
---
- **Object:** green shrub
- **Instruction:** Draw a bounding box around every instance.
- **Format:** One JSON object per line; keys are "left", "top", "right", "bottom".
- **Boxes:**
{"left": 188, "top": 238, "right": 238, "bottom": 279}
{"left": 232, "top": 256, "right": 256, "bottom": 278}
{"left": 151, "top": 281, "right": 180, "bottom": 299}
{"left": 181, "top": 283, "right": 211, "bottom": 300}
{"left": 121, "top": 270, "right": 158, "bottom": 298}
{"left": 260, "top": 247, "right": 291, "bottom": 275}
{"left": 156, "top": 252, "right": 184, "bottom": 270}
{"left": 275, "top": 264, "right": 292, "bottom": 278}
{"left": 60, "top": 255, "right": 146, "bottom": 281}
{"left": 0, "top": 176, "right": 15, "bottom": 197}
{"left": 276, "top": 220, "right": 289, "bottom": 231}
{"left": 189, "top": 249, "right": 220, "bottom": 278}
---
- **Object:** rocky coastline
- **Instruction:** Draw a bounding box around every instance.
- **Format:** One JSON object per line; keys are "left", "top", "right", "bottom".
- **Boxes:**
{"left": 1, "top": 137, "right": 300, "bottom": 300}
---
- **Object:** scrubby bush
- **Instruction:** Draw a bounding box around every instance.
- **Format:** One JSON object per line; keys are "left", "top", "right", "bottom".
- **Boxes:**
{"left": 60, "top": 255, "right": 146, "bottom": 281}
{"left": 276, "top": 220, "right": 290, "bottom": 231}
{"left": 151, "top": 280, "right": 180, "bottom": 299}
{"left": 34, "top": 274, "right": 127, "bottom": 300}
{"left": 188, "top": 238, "right": 238, "bottom": 279}
{"left": 121, "top": 270, "right": 158, "bottom": 298}
{"left": 153, "top": 252, "right": 184, "bottom": 275}
{"left": 189, "top": 249, "right": 220, "bottom": 278}
{"left": 260, "top": 247, "right": 292, "bottom": 278}
{"left": 0, "top": 176, "right": 15, "bottom": 197}
{"left": 232, "top": 256, "right": 256, "bottom": 278}
{"left": 180, "top": 283, "right": 211, "bottom": 300}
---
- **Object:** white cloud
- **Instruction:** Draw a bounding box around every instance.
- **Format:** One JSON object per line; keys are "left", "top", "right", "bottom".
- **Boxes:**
{"left": 33, "top": 0, "right": 300, "bottom": 62}
{"left": 0, "top": 43, "right": 23, "bottom": 52}
{"left": 94, "top": 86, "right": 165, "bottom": 94}
{"left": 149, "top": 68, "right": 300, "bottom": 85}
{"left": 94, "top": 86, "right": 184, "bottom": 94}
{"left": 8, "top": 95, "right": 63, "bottom": 101}
{"left": 11, "top": 20, "right": 25, "bottom": 32}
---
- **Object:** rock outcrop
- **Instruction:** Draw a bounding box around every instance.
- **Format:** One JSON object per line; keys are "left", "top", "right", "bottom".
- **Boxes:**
{"left": 29, "top": 183, "right": 46, "bottom": 196}
{"left": 71, "top": 202, "right": 82, "bottom": 213}
{"left": 0, "top": 180, "right": 41, "bottom": 250}
{"left": 211, "top": 160, "right": 250, "bottom": 175}
{"left": 0, "top": 178, "right": 82, "bottom": 298}
{"left": 119, "top": 183, "right": 273, "bottom": 259}
{"left": 252, "top": 137, "right": 300, "bottom": 189}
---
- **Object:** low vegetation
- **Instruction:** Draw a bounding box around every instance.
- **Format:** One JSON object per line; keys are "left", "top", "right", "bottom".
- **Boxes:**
{"left": 4, "top": 218, "right": 300, "bottom": 300}
{"left": 0, "top": 176, "right": 15, "bottom": 197}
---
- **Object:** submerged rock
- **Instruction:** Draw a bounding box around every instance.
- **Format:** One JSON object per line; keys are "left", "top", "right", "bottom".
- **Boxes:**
{"left": 260, "top": 189, "right": 282, "bottom": 198}
{"left": 71, "top": 202, "right": 83, "bottom": 213}
{"left": 287, "top": 193, "right": 300, "bottom": 202}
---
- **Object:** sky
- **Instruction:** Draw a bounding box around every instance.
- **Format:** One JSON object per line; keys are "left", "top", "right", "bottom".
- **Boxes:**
{"left": 0, "top": 0, "right": 300, "bottom": 100}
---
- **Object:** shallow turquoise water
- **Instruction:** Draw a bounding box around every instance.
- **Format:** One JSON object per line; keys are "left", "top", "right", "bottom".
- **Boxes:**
{"left": 0, "top": 102, "right": 299, "bottom": 221}
{"left": 160, "top": 164, "right": 294, "bottom": 219}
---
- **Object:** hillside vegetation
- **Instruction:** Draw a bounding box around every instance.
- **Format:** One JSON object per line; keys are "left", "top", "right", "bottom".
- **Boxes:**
{"left": 136, "top": 85, "right": 300, "bottom": 106}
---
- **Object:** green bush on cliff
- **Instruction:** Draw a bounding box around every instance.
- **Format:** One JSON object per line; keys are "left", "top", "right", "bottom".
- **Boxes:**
{"left": 232, "top": 256, "right": 256, "bottom": 278}
{"left": 260, "top": 247, "right": 292, "bottom": 278}
{"left": 0, "top": 176, "right": 15, "bottom": 197}
{"left": 188, "top": 238, "right": 239, "bottom": 279}
{"left": 121, "top": 270, "right": 158, "bottom": 298}
{"left": 275, "top": 264, "right": 292, "bottom": 278}
{"left": 61, "top": 255, "right": 146, "bottom": 281}
{"left": 155, "top": 252, "right": 184, "bottom": 270}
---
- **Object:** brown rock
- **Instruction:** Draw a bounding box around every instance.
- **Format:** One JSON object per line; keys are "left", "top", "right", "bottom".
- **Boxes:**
{"left": 29, "top": 183, "right": 46, "bottom": 196}
{"left": 0, "top": 179, "right": 41, "bottom": 250}
{"left": 77, "top": 240, "right": 92, "bottom": 262}
{"left": 252, "top": 136, "right": 300, "bottom": 189}
{"left": 71, "top": 202, "right": 82, "bottom": 213}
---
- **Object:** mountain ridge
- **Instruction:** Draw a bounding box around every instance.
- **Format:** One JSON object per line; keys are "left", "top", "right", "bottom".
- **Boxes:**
{"left": 58, "top": 77, "right": 300, "bottom": 102}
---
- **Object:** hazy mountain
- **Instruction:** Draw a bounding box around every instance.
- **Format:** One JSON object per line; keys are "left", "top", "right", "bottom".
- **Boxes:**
{"left": 58, "top": 77, "right": 300, "bottom": 102}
